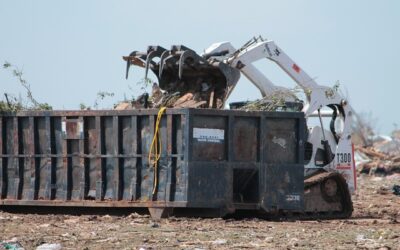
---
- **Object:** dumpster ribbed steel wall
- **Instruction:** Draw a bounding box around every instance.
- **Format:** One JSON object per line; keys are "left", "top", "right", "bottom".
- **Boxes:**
{"left": 0, "top": 109, "right": 305, "bottom": 215}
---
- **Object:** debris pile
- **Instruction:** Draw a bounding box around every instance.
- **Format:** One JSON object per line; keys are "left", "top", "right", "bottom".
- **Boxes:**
{"left": 355, "top": 130, "right": 400, "bottom": 175}
{"left": 120, "top": 45, "right": 240, "bottom": 110}
{"left": 238, "top": 92, "right": 303, "bottom": 112}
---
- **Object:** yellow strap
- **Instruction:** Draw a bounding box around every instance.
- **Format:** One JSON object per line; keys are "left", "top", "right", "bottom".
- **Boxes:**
{"left": 148, "top": 107, "right": 167, "bottom": 195}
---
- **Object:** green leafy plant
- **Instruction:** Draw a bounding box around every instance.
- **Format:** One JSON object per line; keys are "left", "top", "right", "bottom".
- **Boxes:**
{"left": 1, "top": 61, "right": 52, "bottom": 111}
{"left": 93, "top": 91, "right": 115, "bottom": 109}
{"left": 79, "top": 103, "right": 91, "bottom": 110}
{"left": 240, "top": 87, "right": 302, "bottom": 112}
{"left": 137, "top": 77, "right": 153, "bottom": 92}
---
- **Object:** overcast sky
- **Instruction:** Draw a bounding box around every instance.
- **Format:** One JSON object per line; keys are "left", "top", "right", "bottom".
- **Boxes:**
{"left": 1, "top": 1, "right": 399, "bottom": 133}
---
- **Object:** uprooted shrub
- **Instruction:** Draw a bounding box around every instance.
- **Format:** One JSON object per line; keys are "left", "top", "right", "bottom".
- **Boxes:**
{"left": 1, "top": 61, "right": 52, "bottom": 112}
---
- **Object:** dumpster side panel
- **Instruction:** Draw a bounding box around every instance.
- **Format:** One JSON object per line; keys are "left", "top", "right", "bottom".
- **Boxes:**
{"left": 53, "top": 116, "right": 66, "bottom": 200}
{"left": 4, "top": 117, "right": 16, "bottom": 200}
{"left": 191, "top": 115, "right": 227, "bottom": 161}
{"left": 264, "top": 163, "right": 304, "bottom": 210}
{"left": 171, "top": 114, "right": 186, "bottom": 202}
{"left": 262, "top": 117, "right": 305, "bottom": 211}
{"left": 188, "top": 162, "right": 232, "bottom": 208}
{"left": 187, "top": 113, "right": 260, "bottom": 208}
{"left": 19, "top": 117, "right": 31, "bottom": 200}
{"left": 186, "top": 110, "right": 305, "bottom": 212}
{"left": 265, "top": 118, "right": 298, "bottom": 164}
{"left": 231, "top": 116, "right": 260, "bottom": 205}
{"left": 0, "top": 117, "right": 3, "bottom": 198}
{"left": 103, "top": 116, "right": 118, "bottom": 200}
{"left": 155, "top": 115, "right": 168, "bottom": 202}
{"left": 139, "top": 115, "right": 153, "bottom": 201}
{"left": 37, "top": 117, "right": 52, "bottom": 200}
{"left": 85, "top": 116, "right": 98, "bottom": 200}
{"left": 120, "top": 116, "right": 137, "bottom": 201}
{"left": 232, "top": 116, "right": 259, "bottom": 162}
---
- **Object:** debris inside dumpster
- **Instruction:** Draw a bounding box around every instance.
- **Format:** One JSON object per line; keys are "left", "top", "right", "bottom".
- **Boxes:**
{"left": 237, "top": 91, "right": 303, "bottom": 112}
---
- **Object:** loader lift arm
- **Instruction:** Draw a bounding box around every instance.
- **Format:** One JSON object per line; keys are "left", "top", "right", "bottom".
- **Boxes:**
{"left": 202, "top": 41, "right": 292, "bottom": 98}
{"left": 204, "top": 37, "right": 355, "bottom": 192}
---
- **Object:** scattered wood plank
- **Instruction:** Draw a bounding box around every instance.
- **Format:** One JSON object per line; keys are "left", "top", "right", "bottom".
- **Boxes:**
{"left": 356, "top": 147, "right": 387, "bottom": 159}
{"left": 208, "top": 89, "right": 215, "bottom": 108}
{"left": 173, "top": 93, "right": 194, "bottom": 107}
{"left": 175, "top": 100, "right": 206, "bottom": 108}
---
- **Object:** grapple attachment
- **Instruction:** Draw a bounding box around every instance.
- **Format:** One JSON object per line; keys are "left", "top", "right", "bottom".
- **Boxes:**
{"left": 123, "top": 45, "right": 240, "bottom": 109}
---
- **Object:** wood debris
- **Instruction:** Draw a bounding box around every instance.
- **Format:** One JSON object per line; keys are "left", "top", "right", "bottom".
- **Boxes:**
{"left": 173, "top": 93, "right": 194, "bottom": 107}
{"left": 356, "top": 145, "right": 400, "bottom": 175}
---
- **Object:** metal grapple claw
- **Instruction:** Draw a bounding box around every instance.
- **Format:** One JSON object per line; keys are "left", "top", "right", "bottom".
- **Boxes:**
{"left": 178, "top": 49, "right": 207, "bottom": 79}
{"left": 158, "top": 45, "right": 188, "bottom": 78}
{"left": 144, "top": 46, "right": 166, "bottom": 80}
{"left": 124, "top": 43, "right": 241, "bottom": 109}
{"left": 123, "top": 51, "right": 147, "bottom": 79}
{"left": 159, "top": 50, "right": 171, "bottom": 78}
{"left": 125, "top": 51, "right": 137, "bottom": 79}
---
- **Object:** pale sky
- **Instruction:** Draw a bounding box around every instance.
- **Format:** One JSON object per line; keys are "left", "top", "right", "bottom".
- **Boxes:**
{"left": 1, "top": 1, "right": 399, "bottom": 133}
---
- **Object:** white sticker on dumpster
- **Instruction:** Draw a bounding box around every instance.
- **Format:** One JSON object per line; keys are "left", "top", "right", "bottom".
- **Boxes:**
{"left": 286, "top": 194, "right": 301, "bottom": 202}
{"left": 193, "top": 128, "right": 224, "bottom": 143}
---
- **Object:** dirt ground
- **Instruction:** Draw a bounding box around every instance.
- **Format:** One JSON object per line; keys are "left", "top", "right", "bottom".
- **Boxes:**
{"left": 1, "top": 174, "right": 400, "bottom": 250}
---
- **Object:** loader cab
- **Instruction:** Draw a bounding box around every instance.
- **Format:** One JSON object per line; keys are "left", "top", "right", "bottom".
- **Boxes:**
{"left": 305, "top": 106, "right": 345, "bottom": 168}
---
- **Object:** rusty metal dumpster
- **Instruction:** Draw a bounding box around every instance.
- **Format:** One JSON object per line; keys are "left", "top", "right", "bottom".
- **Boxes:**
{"left": 0, "top": 108, "right": 305, "bottom": 218}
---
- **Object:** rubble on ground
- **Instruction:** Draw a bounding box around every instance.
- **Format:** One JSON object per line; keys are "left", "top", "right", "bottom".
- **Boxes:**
{"left": 1, "top": 175, "right": 399, "bottom": 249}
{"left": 355, "top": 130, "right": 400, "bottom": 175}
{"left": 0, "top": 240, "right": 24, "bottom": 250}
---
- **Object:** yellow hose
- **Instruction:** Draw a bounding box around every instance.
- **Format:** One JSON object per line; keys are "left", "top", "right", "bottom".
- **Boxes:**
{"left": 148, "top": 107, "right": 167, "bottom": 195}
